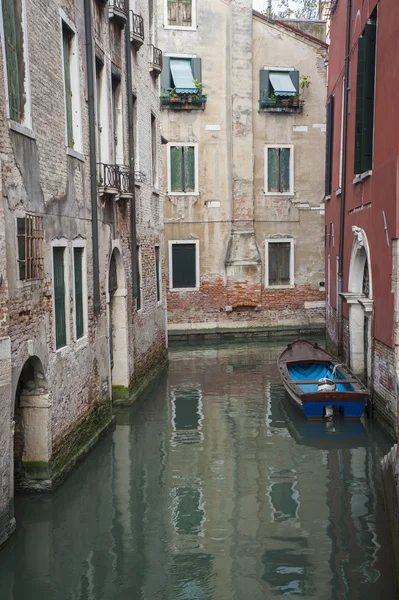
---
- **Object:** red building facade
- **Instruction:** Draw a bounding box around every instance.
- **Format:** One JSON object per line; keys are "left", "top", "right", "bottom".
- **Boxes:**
{"left": 325, "top": 0, "right": 399, "bottom": 434}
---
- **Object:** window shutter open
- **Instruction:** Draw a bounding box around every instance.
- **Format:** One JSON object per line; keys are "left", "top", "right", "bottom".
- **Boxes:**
{"left": 172, "top": 243, "right": 196, "bottom": 288}
{"left": 361, "top": 22, "right": 376, "bottom": 172}
{"left": 267, "top": 148, "right": 279, "bottom": 192}
{"left": 354, "top": 36, "right": 366, "bottom": 174}
{"left": 184, "top": 146, "right": 195, "bottom": 192}
{"left": 260, "top": 69, "right": 270, "bottom": 102}
{"left": 280, "top": 148, "right": 290, "bottom": 193}
{"left": 62, "top": 25, "right": 74, "bottom": 147}
{"left": 74, "top": 248, "right": 84, "bottom": 339}
{"left": 2, "top": 0, "right": 21, "bottom": 122}
{"left": 269, "top": 242, "right": 290, "bottom": 286}
{"left": 53, "top": 247, "right": 67, "bottom": 349}
{"left": 289, "top": 70, "right": 299, "bottom": 94}
{"left": 190, "top": 58, "right": 202, "bottom": 84}
{"left": 325, "top": 94, "right": 334, "bottom": 196}
{"left": 155, "top": 246, "right": 161, "bottom": 302}
{"left": 160, "top": 56, "right": 172, "bottom": 94}
{"left": 170, "top": 146, "right": 183, "bottom": 192}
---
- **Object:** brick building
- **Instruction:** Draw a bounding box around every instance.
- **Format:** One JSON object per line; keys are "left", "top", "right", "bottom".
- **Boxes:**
{"left": 157, "top": 0, "right": 327, "bottom": 338}
{"left": 0, "top": 0, "right": 166, "bottom": 547}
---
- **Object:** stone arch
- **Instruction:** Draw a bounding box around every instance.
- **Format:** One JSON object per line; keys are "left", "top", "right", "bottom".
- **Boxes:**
{"left": 14, "top": 356, "right": 51, "bottom": 486}
{"left": 107, "top": 245, "right": 129, "bottom": 399}
{"left": 347, "top": 227, "right": 373, "bottom": 382}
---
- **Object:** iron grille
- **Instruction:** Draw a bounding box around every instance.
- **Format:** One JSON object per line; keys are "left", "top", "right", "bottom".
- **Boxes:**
{"left": 109, "top": 0, "right": 128, "bottom": 14}
{"left": 131, "top": 12, "right": 144, "bottom": 42}
{"left": 150, "top": 45, "right": 163, "bottom": 71}
{"left": 16, "top": 214, "right": 44, "bottom": 281}
{"left": 98, "top": 163, "right": 120, "bottom": 189}
{"left": 119, "top": 166, "right": 135, "bottom": 194}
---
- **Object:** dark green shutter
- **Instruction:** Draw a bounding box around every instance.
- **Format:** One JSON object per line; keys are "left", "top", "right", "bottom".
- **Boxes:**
{"left": 260, "top": 69, "right": 270, "bottom": 104}
{"left": 184, "top": 146, "right": 195, "bottom": 192}
{"left": 170, "top": 146, "right": 183, "bottom": 192}
{"left": 269, "top": 242, "right": 290, "bottom": 286}
{"left": 160, "top": 56, "right": 172, "bottom": 94}
{"left": 2, "top": 0, "right": 21, "bottom": 122}
{"left": 17, "top": 218, "right": 26, "bottom": 280}
{"left": 74, "top": 248, "right": 84, "bottom": 339}
{"left": 191, "top": 58, "right": 202, "bottom": 84}
{"left": 155, "top": 246, "right": 161, "bottom": 302}
{"left": 280, "top": 148, "right": 290, "bottom": 193}
{"left": 289, "top": 70, "right": 299, "bottom": 94}
{"left": 268, "top": 148, "right": 279, "bottom": 193}
{"left": 136, "top": 246, "right": 141, "bottom": 310}
{"left": 172, "top": 243, "right": 196, "bottom": 288}
{"left": 325, "top": 94, "right": 334, "bottom": 196}
{"left": 62, "top": 25, "right": 74, "bottom": 148}
{"left": 53, "top": 247, "right": 67, "bottom": 349}
{"left": 361, "top": 22, "right": 376, "bottom": 172}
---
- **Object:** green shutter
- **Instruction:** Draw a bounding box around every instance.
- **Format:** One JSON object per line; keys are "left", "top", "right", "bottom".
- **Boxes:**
{"left": 170, "top": 146, "right": 183, "bottom": 192}
{"left": 191, "top": 57, "right": 202, "bottom": 84}
{"left": 74, "top": 248, "right": 84, "bottom": 339}
{"left": 325, "top": 95, "right": 334, "bottom": 196}
{"left": 136, "top": 246, "right": 141, "bottom": 310}
{"left": 184, "top": 146, "right": 195, "bottom": 192}
{"left": 269, "top": 242, "right": 290, "bottom": 286}
{"left": 354, "top": 36, "right": 366, "bottom": 174}
{"left": 288, "top": 70, "right": 299, "bottom": 94}
{"left": 268, "top": 148, "right": 279, "bottom": 193}
{"left": 155, "top": 246, "right": 161, "bottom": 302}
{"left": 2, "top": 0, "right": 21, "bottom": 122}
{"left": 172, "top": 243, "right": 196, "bottom": 288}
{"left": 62, "top": 25, "right": 74, "bottom": 148}
{"left": 160, "top": 56, "right": 172, "bottom": 95}
{"left": 280, "top": 148, "right": 290, "bottom": 193}
{"left": 17, "top": 217, "right": 26, "bottom": 280}
{"left": 260, "top": 69, "right": 270, "bottom": 103}
{"left": 53, "top": 247, "right": 67, "bottom": 349}
{"left": 361, "top": 22, "right": 376, "bottom": 172}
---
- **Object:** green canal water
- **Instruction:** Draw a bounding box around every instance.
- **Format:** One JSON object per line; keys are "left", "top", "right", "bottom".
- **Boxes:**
{"left": 0, "top": 340, "right": 396, "bottom": 599}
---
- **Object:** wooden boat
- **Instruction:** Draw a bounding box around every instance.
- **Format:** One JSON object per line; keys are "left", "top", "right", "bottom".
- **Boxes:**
{"left": 277, "top": 339, "right": 368, "bottom": 420}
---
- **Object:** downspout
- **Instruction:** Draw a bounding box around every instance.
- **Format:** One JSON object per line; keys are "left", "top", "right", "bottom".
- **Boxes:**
{"left": 337, "top": 0, "right": 352, "bottom": 356}
{"left": 84, "top": 0, "right": 100, "bottom": 315}
{"left": 125, "top": 15, "right": 138, "bottom": 299}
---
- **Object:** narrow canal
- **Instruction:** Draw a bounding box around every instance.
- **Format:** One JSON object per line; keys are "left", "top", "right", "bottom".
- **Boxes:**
{"left": 0, "top": 339, "right": 396, "bottom": 599}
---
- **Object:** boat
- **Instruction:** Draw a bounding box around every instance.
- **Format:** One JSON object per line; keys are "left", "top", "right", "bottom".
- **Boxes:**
{"left": 277, "top": 339, "right": 368, "bottom": 420}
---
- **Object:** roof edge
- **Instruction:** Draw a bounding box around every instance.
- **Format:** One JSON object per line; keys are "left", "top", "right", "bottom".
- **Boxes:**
{"left": 252, "top": 10, "right": 329, "bottom": 49}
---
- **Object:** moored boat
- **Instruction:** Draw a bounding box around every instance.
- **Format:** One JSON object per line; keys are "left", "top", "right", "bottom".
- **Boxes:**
{"left": 277, "top": 339, "right": 368, "bottom": 420}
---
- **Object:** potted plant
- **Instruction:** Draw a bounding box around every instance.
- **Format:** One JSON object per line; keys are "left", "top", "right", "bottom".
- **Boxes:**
{"left": 160, "top": 93, "right": 170, "bottom": 105}
{"left": 167, "top": 87, "right": 181, "bottom": 103}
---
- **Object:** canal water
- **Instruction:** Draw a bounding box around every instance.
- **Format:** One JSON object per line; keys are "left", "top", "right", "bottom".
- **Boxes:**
{"left": 0, "top": 339, "right": 396, "bottom": 599}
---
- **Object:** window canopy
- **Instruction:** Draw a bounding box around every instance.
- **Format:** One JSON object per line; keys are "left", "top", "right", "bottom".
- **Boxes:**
{"left": 269, "top": 72, "right": 297, "bottom": 97}
{"left": 170, "top": 59, "right": 197, "bottom": 93}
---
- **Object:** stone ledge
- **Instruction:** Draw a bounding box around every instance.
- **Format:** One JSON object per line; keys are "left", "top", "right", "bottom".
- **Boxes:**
{"left": 168, "top": 323, "right": 325, "bottom": 342}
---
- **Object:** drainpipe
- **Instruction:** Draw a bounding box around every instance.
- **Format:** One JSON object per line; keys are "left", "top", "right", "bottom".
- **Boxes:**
{"left": 84, "top": 0, "right": 100, "bottom": 315}
{"left": 337, "top": 0, "right": 352, "bottom": 356}
{"left": 125, "top": 14, "right": 138, "bottom": 298}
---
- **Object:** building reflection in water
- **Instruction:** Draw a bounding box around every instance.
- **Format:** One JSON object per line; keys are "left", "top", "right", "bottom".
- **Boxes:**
{"left": 0, "top": 342, "right": 395, "bottom": 600}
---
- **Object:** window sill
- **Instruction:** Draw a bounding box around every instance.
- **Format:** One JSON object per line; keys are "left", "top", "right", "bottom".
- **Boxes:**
{"left": 55, "top": 344, "right": 70, "bottom": 356}
{"left": 16, "top": 278, "right": 42, "bottom": 288}
{"left": 335, "top": 188, "right": 342, "bottom": 197}
{"left": 67, "top": 147, "right": 85, "bottom": 162}
{"left": 324, "top": 195, "right": 331, "bottom": 201}
{"left": 74, "top": 335, "right": 88, "bottom": 349}
{"left": 164, "top": 25, "right": 197, "bottom": 31}
{"left": 168, "top": 192, "right": 199, "bottom": 197}
{"left": 265, "top": 284, "right": 294, "bottom": 290}
{"left": 169, "top": 287, "right": 199, "bottom": 292}
{"left": 9, "top": 121, "right": 36, "bottom": 140}
{"left": 353, "top": 170, "right": 372, "bottom": 185}
{"left": 152, "top": 188, "right": 160, "bottom": 196}
{"left": 264, "top": 192, "right": 294, "bottom": 197}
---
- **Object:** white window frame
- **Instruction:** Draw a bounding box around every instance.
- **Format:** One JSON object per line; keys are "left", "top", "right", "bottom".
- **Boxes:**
{"left": 327, "top": 253, "right": 331, "bottom": 306}
{"left": 155, "top": 244, "right": 162, "bottom": 305}
{"left": 164, "top": 0, "right": 197, "bottom": 31}
{"left": 0, "top": 0, "right": 33, "bottom": 132}
{"left": 60, "top": 10, "right": 83, "bottom": 156}
{"left": 151, "top": 112, "right": 158, "bottom": 190}
{"left": 72, "top": 239, "right": 88, "bottom": 343}
{"left": 264, "top": 144, "right": 294, "bottom": 196}
{"left": 51, "top": 238, "right": 70, "bottom": 351}
{"left": 169, "top": 239, "right": 200, "bottom": 291}
{"left": 167, "top": 142, "right": 199, "bottom": 196}
{"left": 264, "top": 238, "right": 294, "bottom": 289}
{"left": 111, "top": 74, "right": 124, "bottom": 165}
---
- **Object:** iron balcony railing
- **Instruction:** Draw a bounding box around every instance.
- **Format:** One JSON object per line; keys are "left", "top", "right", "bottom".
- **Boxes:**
{"left": 108, "top": 0, "right": 128, "bottom": 24}
{"left": 97, "top": 164, "right": 134, "bottom": 195}
{"left": 149, "top": 44, "right": 163, "bottom": 74}
{"left": 119, "top": 165, "right": 135, "bottom": 194}
{"left": 130, "top": 12, "right": 144, "bottom": 47}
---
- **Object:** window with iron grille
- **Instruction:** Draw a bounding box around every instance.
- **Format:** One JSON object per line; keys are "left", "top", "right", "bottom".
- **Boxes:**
{"left": 53, "top": 246, "right": 67, "bottom": 349}
{"left": 73, "top": 247, "right": 84, "bottom": 339}
{"left": 16, "top": 214, "right": 44, "bottom": 281}
{"left": 265, "top": 239, "right": 294, "bottom": 288}
{"left": 265, "top": 146, "right": 293, "bottom": 194}
{"left": 167, "top": 0, "right": 193, "bottom": 28}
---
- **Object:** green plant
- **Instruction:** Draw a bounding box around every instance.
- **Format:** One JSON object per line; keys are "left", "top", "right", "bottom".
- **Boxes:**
{"left": 299, "top": 74, "right": 311, "bottom": 98}
{"left": 167, "top": 87, "right": 179, "bottom": 98}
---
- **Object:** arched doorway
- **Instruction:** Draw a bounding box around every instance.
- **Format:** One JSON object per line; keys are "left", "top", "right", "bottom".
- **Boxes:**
{"left": 14, "top": 356, "right": 51, "bottom": 486}
{"left": 108, "top": 247, "right": 129, "bottom": 398}
{"left": 347, "top": 227, "right": 373, "bottom": 383}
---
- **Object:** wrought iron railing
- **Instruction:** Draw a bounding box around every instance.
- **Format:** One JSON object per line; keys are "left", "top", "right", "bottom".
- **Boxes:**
{"left": 119, "top": 166, "right": 135, "bottom": 194}
{"left": 260, "top": 98, "right": 304, "bottom": 112}
{"left": 149, "top": 45, "right": 163, "bottom": 72}
{"left": 130, "top": 12, "right": 144, "bottom": 43}
{"left": 97, "top": 164, "right": 134, "bottom": 194}
{"left": 109, "top": 0, "right": 128, "bottom": 16}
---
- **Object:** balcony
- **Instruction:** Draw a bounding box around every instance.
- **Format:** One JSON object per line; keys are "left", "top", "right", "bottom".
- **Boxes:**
{"left": 160, "top": 93, "right": 207, "bottom": 111}
{"left": 259, "top": 98, "right": 304, "bottom": 114}
{"left": 97, "top": 164, "right": 134, "bottom": 197}
{"left": 149, "top": 45, "right": 163, "bottom": 76}
{"left": 108, "top": 0, "right": 128, "bottom": 26}
{"left": 130, "top": 12, "right": 144, "bottom": 49}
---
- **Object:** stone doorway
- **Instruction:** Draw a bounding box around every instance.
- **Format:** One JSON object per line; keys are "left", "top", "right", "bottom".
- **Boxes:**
{"left": 14, "top": 356, "right": 51, "bottom": 486}
{"left": 108, "top": 247, "right": 129, "bottom": 399}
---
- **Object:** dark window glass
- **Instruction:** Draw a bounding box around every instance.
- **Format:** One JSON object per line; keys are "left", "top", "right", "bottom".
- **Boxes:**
{"left": 172, "top": 243, "right": 196, "bottom": 288}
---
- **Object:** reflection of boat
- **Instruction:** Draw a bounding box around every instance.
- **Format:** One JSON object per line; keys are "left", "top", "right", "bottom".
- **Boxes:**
{"left": 277, "top": 339, "right": 368, "bottom": 420}
{"left": 279, "top": 393, "right": 368, "bottom": 449}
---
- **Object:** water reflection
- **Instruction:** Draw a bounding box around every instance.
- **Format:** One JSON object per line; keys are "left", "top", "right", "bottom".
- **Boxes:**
{"left": 0, "top": 340, "right": 396, "bottom": 600}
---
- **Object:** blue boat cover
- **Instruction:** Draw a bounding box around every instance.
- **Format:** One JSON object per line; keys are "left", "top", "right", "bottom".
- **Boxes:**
{"left": 288, "top": 362, "right": 354, "bottom": 393}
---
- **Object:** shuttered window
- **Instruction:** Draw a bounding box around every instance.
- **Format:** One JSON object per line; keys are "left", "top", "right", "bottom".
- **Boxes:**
{"left": 155, "top": 246, "right": 161, "bottom": 302}
{"left": 160, "top": 57, "right": 201, "bottom": 96}
{"left": 136, "top": 246, "right": 142, "bottom": 310}
{"left": 171, "top": 242, "right": 197, "bottom": 289}
{"left": 62, "top": 23, "right": 74, "bottom": 148}
{"left": 169, "top": 145, "right": 196, "bottom": 193}
{"left": 74, "top": 247, "right": 84, "bottom": 339}
{"left": 53, "top": 247, "right": 67, "bottom": 349}
{"left": 151, "top": 114, "right": 158, "bottom": 188}
{"left": 167, "top": 0, "right": 192, "bottom": 27}
{"left": 266, "top": 147, "right": 291, "bottom": 193}
{"left": 354, "top": 20, "right": 376, "bottom": 174}
{"left": 325, "top": 95, "right": 334, "bottom": 197}
{"left": 266, "top": 240, "right": 293, "bottom": 287}
{"left": 2, "top": 0, "right": 22, "bottom": 122}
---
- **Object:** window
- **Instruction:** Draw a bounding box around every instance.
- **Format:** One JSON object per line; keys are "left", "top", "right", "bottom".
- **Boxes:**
{"left": 1, "top": 0, "right": 31, "bottom": 126}
{"left": 260, "top": 68, "right": 299, "bottom": 109}
{"left": 73, "top": 245, "right": 86, "bottom": 340}
{"left": 136, "top": 245, "right": 142, "bottom": 310}
{"left": 160, "top": 56, "right": 204, "bottom": 107}
{"left": 169, "top": 240, "right": 199, "bottom": 290}
{"left": 95, "top": 59, "right": 103, "bottom": 163}
{"left": 61, "top": 18, "right": 82, "bottom": 152}
{"left": 165, "top": 0, "right": 195, "bottom": 29}
{"left": 111, "top": 75, "right": 123, "bottom": 164}
{"left": 354, "top": 16, "right": 376, "bottom": 175}
{"left": 265, "top": 239, "right": 294, "bottom": 288}
{"left": 325, "top": 94, "right": 334, "bottom": 197}
{"left": 132, "top": 94, "right": 139, "bottom": 170}
{"left": 264, "top": 145, "right": 294, "bottom": 194}
{"left": 167, "top": 143, "right": 198, "bottom": 195}
{"left": 155, "top": 246, "right": 161, "bottom": 302}
{"left": 16, "top": 214, "right": 44, "bottom": 281}
{"left": 53, "top": 246, "right": 67, "bottom": 349}
{"left": 151, "top": 113, "right": 158, "bottom": 188}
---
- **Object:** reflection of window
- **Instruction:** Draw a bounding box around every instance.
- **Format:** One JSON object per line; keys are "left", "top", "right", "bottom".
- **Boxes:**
{"left": 265, "top": 382, "right": 289, "bottom": 437}
{"left": 173, "top": 487, "right": 203, "bottom": 534}
{"left": 173, "top": 388, "right": 201, "bottom": 430}
{"left": 270, "top": 481, "right": 299, "bottom": 523}
{"left": 262, "top": 547, "right": 312, "bottom": 596}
